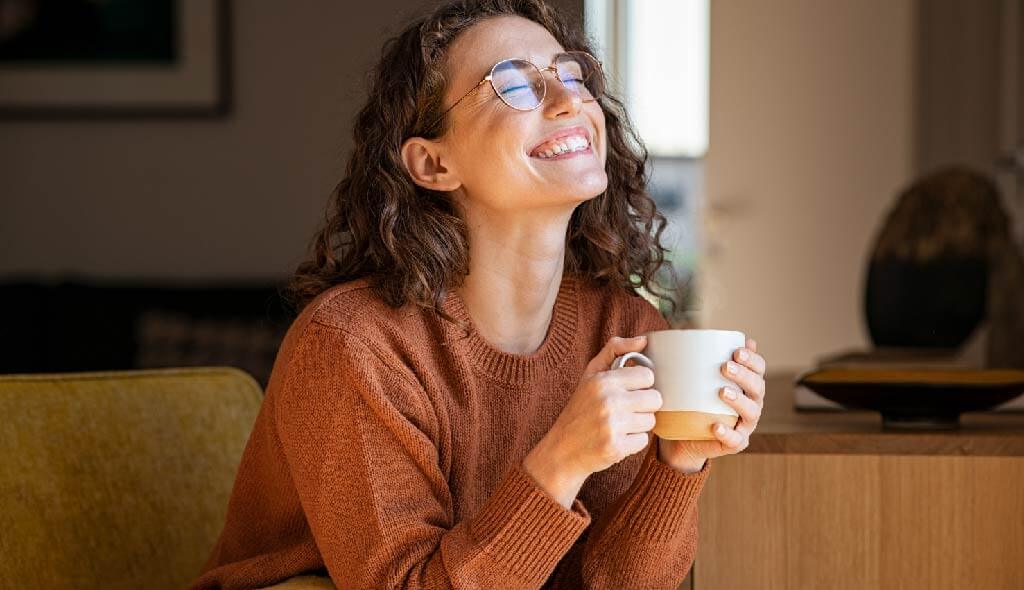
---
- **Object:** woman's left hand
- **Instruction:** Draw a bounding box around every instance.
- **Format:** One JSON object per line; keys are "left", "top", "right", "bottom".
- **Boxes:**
{"left": 657, "top": 338, "right": 768, "bottom": 473}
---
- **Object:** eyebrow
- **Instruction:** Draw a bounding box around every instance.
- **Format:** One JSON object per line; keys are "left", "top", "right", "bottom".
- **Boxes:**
{"left": 475, "top": 51, "right": 565, "bottom": 74}
{"left": 528, "top": 52, "right": 566, "bottom": 65}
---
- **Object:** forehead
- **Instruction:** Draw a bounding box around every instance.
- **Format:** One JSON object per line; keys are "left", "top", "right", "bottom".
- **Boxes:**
{"left": 445, "top": 15, "right": 565, "bottom": 82}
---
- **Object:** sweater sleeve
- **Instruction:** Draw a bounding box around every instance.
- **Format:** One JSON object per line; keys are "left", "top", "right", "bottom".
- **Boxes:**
{"left": 273, "top": 319, "right": 591, "bottom": 590}
{"left": 576, "top": 294, "right": 711, "bottom": 589}
{"left": 579, "top": 444, "right": 710, "bottom": 589}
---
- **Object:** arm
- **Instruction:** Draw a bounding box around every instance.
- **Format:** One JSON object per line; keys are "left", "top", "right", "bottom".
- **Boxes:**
{"left": 274, "top": 320, "right": 591, "bottom": 589}
{"left": 580, "top": 443, "right": 709, "bottom": 589}
{"left": 579, "top": 296, "right": 711, "bottom": 589}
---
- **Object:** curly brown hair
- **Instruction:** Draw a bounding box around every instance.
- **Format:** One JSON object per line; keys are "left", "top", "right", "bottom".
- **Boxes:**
{"left": 286, "top": 0, "right": 682, "bottom": 327}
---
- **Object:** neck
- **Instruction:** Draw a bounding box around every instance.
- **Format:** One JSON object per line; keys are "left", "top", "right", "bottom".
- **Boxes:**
{"left": 455, "top": 204, "right": 575, "bottom": 355}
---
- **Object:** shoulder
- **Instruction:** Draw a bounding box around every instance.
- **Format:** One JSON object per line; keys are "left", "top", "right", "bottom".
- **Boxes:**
{"left": 272, "top": 278, "right": 431, "bottom": 398}
{"left": 272, "top": 282, "right": 439, "bottom": 444}
{"left": 305, "top": 278, "right": 385, "bottom": 324}
{"left": 300, "top": 278, "right": 422, "bottom": 335}
{"left": 283, "top": 278, "right": 430, "bottom": 376}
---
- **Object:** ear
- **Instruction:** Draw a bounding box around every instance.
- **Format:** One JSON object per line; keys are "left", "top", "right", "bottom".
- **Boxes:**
{"left": 400, "top": 137, "right": 462, "bottom": 192}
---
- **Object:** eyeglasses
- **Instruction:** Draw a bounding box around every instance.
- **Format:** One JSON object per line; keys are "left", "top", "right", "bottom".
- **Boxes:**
{"left": 429, "top": 51, "right": 605, "bottom": 130}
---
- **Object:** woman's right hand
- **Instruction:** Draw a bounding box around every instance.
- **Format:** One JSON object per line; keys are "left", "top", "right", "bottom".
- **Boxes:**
{"left": 522, "top": 335, "right": 663, "bottom": 508}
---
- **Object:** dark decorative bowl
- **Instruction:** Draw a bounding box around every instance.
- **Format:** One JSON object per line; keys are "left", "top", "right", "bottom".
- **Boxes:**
{"left": 796, "top": 367, "right": 1024, "bottom": 429}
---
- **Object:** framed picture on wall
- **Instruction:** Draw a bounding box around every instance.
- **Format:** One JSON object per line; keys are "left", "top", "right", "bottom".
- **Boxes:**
{"left": 0, "top": 0, "right": 230, "bottom": 118}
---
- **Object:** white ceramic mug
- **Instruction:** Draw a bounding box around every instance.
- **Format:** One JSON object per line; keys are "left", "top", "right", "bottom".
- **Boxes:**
{"left": 611, "top": 329, "right": 745, "bottom": 440}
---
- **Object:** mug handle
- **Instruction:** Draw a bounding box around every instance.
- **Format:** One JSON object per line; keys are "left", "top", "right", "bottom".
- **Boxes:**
{"left": 610, "top": 351, "right": 654, "bottom": 370}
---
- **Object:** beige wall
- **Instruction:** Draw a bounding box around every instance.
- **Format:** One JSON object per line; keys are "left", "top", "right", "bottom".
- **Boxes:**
{"left": 0, "top": 1, "right": 429, "bottom": 281}
{"left": 0, "top": 0, "right": 585, "bottom": 283}
{"left": 699, "top": 0, "right": 916, "bottom": 372}
{"left": 915, "top": 0, "right": 1003, "bottom": 175}
{"left": 0, "top": 0, "right": 918, "bottom": 374}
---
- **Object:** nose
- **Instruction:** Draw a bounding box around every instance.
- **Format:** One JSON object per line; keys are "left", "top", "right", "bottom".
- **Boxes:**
{"left": 540, "top": 68, "right": 582, "bottom": 119}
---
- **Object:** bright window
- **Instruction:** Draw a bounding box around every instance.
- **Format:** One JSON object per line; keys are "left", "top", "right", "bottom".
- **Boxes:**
{"left": 585, "top": 0, "right": 709, "bottom": 321}
{"left": 586, "top": 0, "right": 709, "bottom": 157}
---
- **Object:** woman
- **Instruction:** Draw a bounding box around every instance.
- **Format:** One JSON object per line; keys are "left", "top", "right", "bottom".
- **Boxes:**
{"left": 193, "top": 1, "right": 767, "bottom": 588}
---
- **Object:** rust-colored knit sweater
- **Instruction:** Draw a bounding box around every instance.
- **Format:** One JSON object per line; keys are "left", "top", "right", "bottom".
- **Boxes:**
{"left": 192, "top": 273, "right": 710, "bottom": 589}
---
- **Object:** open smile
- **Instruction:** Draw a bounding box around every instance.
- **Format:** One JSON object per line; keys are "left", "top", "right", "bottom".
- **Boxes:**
{"left": 528, "top": 126, "right": 593, "bottom": 160}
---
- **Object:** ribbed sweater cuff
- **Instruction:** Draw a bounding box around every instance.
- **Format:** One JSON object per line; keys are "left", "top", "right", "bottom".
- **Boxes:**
{"left": 469, "top": 465, "right": 591, "bottom": 584}
{"left": 617, "top": 443, "right": 710, "bottom": 543}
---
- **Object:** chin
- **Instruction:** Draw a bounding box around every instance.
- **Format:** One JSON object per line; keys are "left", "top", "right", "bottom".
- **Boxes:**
{"left": 569, "top": 171, "right": 609, "bottom": 202}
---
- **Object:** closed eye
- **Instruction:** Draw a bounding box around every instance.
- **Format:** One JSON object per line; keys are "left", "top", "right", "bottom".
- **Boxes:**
{"left": 498, "top": 84, "right": 532, "bottom": 94}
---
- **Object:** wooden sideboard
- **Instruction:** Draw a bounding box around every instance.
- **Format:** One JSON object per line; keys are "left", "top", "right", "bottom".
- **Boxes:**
{"left": 691, "top": 374, "right": 1024, "bottom": 590}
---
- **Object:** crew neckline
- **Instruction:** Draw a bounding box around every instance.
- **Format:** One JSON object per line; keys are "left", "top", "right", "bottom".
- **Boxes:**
{"left": 441, "top": 273, "right": 580, "bottom": 385}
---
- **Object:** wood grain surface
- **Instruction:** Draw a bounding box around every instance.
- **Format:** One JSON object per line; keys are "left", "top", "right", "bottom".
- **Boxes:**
{"left": 695, "top": 454, "right": 1024, "bottom": 589}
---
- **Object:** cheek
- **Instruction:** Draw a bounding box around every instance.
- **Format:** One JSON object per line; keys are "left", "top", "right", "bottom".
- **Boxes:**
{"left": 465, "top": 133, "right": 526, "bottom": 182}
{"left": 472, "top": 107, "right": 516, "bottom": 143}
{"left": 465, "top": 116, "right": 531, "bottom": 176}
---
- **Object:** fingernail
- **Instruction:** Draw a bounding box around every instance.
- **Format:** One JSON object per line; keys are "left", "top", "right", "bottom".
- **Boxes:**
{"left": 715, "top": 424, "right": 726, "bottom": 434}
{"left": 726, "top": 362, "right": 737, "bottom": 375}
{"left": 738, "top": 349, "right": 749, "bottom": 361}
{"left": 722, "top": 387, "right": 737, "bottom": 400}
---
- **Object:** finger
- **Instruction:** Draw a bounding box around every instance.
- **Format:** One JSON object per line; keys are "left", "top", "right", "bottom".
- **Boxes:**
{"left": 601, "top": 365, "right": 655, "bottom": 390}
{"left": 623, "top": 432, "right": 650, "bottom": 455}
{"left": 734, "top": 347, "right": 767, "bottom": 377}
{"left": 712, "top": 421, "right": 748, "bottom": 452}
{"left": 747, "top": 338, "right": 757, "bottom": 353}
{"left": 585, "top": 335, "right": 647, "bottom": 376}
{"left": 625, "top": 411, "right": 657, "bottom": 434}
{"left": 722, "top": 361, "right": 766, "bottom": 402}
{"left": 626, "top": 388, "right": 663, "bottom": 413}
{"left": 733, "top": 419, "right": 758, "bottom": 441}
{"left": 719, "top": 386, "right": 761, "bottom": 425}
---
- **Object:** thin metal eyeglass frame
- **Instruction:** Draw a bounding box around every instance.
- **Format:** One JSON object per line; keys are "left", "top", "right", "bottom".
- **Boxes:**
{"left": 426, "top": 51, "right": 603, "bottom": 131}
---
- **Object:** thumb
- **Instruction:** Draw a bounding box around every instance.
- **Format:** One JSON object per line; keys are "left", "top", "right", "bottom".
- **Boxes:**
{"left": 585, "top": 335, "right": 648, "bottom": 376}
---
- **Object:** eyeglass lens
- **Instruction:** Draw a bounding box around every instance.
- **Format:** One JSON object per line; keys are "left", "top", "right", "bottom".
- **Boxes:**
{"left": 491, "top": 52, "right": 603, "bottom": 111}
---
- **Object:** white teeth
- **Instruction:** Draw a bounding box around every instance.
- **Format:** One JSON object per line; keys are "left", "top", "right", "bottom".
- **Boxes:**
{"left": 534, "top": 135, "right": 590, "bottom": 158}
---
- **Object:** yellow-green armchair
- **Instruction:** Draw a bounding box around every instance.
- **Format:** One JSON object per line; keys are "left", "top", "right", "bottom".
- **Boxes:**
{"left": 0, "top": 367, "right": 334, "bottom": 590}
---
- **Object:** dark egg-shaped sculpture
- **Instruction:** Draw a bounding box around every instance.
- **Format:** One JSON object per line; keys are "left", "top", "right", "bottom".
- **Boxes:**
{"left": 865, "top": 167, "right": 1009, "bottom": 349}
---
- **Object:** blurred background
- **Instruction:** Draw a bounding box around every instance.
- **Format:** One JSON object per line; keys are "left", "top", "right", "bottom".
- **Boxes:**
{"left": 1, "top": 0, "right": 1022, "bottom": 383}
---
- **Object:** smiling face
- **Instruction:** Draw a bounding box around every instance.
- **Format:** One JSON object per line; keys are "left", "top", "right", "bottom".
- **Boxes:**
{"left": 436, "top": 15, "right": 608, "bottom": 213}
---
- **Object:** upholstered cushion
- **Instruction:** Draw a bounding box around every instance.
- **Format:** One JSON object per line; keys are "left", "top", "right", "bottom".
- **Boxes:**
{"left": 0, "top": 367, "right": 263, "bottom": 590}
